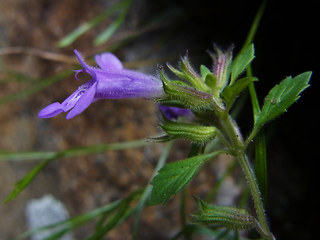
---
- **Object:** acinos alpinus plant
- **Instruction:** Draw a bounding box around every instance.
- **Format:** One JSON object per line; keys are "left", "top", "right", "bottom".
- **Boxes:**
{"left": 37, "top": 45, "right": 311, "bottom": 239}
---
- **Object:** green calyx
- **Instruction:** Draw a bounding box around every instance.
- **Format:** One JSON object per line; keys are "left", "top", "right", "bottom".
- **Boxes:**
{"left": 193, "top": 198, "right": 256, "bottom": 230}
{"left": 159, "top": 69, "right": 216, "bottom": 111}
{"left": 159, "top": 44, "right": 260, "bottom": 116}
{"left": 159, "top": 114, "right": 217, "bottom": 144}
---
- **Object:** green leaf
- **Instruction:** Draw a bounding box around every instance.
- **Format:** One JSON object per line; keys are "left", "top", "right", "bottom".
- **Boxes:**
{"left": 193, "top": 199, "right": 256, "bottom": 230}
{"left": 149, "top": 151, "right": 225, "bottom": 205}
{"left": 221, "top": 76, "right": 258, "bottom": 108}
{"left": 255, "top": 71, "right": 312, "bottom": 127}
{"left": 230, "top": 44, "right": 255, "bottom": 85}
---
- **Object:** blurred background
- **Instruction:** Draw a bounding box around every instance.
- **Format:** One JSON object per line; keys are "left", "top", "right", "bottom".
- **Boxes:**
{"left": 0, "top": 0, "right": 318, "bottom": 239}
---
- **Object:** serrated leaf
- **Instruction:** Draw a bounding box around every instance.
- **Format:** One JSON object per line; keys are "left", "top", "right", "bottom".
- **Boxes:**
{"left": 193, "top": 199, "right": 256, "bottom": 230}
{"left": 222, "top": 76, "right": 258, "bottom": 107}
{"left": 149, "top": 151, "right": 224, "bottom": 205}
{"left": 255, "top": 71, "right": 312, "bottom": 127}
{"left": 230, "top": 44, "right": 255, "bottom": 85}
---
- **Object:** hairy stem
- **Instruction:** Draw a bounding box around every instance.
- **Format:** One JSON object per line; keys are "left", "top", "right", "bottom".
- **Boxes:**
{"left": 218, "top": 113, "right": 274, "bottom": 239}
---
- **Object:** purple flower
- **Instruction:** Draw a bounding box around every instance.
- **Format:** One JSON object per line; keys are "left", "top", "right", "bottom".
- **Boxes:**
{"left": 159, "top": 105, "right": 193, "bottom": 120}
{"left": 38, "top": 50, "right": 164, "bottom": 119}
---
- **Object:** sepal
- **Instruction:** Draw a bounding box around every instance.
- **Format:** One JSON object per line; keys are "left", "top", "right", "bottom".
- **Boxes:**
{"left": 147, "top": 134, "right": 173, "bottom": 143}
{"left": 167, "top": 55, "right": 211, "bottom": 92}
{"left": 208, "top": 45, "right": 233, "bottom": 93}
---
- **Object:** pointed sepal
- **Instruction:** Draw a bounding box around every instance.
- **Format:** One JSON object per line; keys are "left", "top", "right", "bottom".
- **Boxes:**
{"left": 167, "top": 54, "right": 211, "bottom": 92}
{"left": 209, "top": 45, "right": 233, "bottom": 93}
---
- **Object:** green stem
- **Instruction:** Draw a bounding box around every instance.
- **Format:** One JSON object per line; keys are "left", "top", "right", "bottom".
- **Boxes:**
{"left": 218, "top": 113, "right": 274, "bottom": 239}
{"left": 236, "top": 153, "right": 271, "bottom": 239}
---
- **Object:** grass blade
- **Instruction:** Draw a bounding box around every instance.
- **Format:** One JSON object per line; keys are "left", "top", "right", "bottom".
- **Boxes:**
{"left": 0, "top": 69, "right": 73, "bottom": 106}
{"left": 57, "top": 0, "right": 127, "bottom": 48}
{"left": 3, "top": 139, "right": 147, "bottom": 204}
{"left": 93, "top": 0, "right": 132, "bottom": 46}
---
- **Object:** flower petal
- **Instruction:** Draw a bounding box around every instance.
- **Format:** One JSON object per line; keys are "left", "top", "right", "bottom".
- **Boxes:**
{"left": 95, "top": 53, "right": 123, "bottom": 71}
{"left": 66, "top": 82, "right": 97, "bottom": 119}
{"left": 38, "top": 102, "right": 64, "bottom": 118}
{"left": 74, "top": 49, "right": 98, "bottom": 77}
{"left": 159, "top": 105, "right": 193, "bottom": 120}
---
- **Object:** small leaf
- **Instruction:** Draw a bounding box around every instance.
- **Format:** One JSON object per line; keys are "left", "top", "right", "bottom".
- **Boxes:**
{"left": 200, "top": 65, "right": 211, "bottom": 81}
{"left": 193, "top": 199, "right": 256, "bottom": 230}
{"left": 255, "top": 71, "right": 312, "bottom": 127}
{"left": 221, "top": 76, "right": 258, "bottom": 107}
{"left": 149, "top": 151, "right": 224, "bottom": 205}
{"left": 230, "top": 44, "right": 255, "bottom": 85}
{"left": 204, "top": 73, "right": 217, "bottom": 91}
